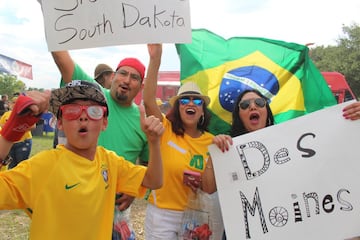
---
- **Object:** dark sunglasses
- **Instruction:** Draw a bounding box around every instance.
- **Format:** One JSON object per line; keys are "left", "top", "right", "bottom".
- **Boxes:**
{"left": 239, "top": 98, "right": 266, "bottom": 110}
{"left": 179, "top": 97, "right": 204, "bottom": 106}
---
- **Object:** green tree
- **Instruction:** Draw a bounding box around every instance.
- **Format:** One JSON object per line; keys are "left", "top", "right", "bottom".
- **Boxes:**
{"left": 310, "top": 23, "right": 360, "bottom": 97}
{"left": 0, "top": 74, "right": 26, "bottom": 97}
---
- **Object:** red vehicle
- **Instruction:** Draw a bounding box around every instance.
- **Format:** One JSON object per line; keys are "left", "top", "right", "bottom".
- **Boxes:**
{"left": 321, "top": 72, "right": 356, "bottom": 103}
{"left": 134, "top": 71, "right": 180, "bottom": 105}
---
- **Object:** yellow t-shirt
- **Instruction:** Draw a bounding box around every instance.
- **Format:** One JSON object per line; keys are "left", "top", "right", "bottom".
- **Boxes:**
{"left": 148, "top": 118, "right": 214, "bottom": 211}
{"left": 0, "top": 126, "right": 5, "bottom": 172}
{"left": 0, "top": 145, "right": 147, "bottom": 239}
{"left": 0, "top": 111, "right": 32, "bottom": 142}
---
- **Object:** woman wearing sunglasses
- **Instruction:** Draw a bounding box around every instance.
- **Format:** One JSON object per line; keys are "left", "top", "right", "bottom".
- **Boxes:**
{"left": 230, "top": 89, "right": 274, "bottom": 137}
{"left": 143, "top": 44, "right": 231, "bottom": 240}
{"left": 202, "top": 89, "right": 274, "bottom": 240}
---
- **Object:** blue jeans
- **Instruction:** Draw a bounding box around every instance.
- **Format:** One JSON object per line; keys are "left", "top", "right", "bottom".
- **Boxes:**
{"left": 8, "top": 139, "right": 32, "bottom": 169}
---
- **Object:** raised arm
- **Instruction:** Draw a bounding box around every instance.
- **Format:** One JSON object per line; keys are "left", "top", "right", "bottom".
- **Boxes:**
{"left": 143, "top": 44, "right": 163, "bottom": 121}
{"left": 0, "top": 90, "right": 50, "bottom": 166}
{"left": 138, "top": 105, "right": 164, "bottom": 189}
{"left": 51, "top": 51, "right": 76, "bottom": 84}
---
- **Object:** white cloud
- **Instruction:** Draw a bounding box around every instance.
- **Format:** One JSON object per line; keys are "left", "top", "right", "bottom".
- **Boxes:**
{"left": 0, "top": 0, "right": 359, "bottom": 89}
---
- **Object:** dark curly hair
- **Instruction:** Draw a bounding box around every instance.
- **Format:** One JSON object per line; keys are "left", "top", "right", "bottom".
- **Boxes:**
{"left": 165, "top": 100, "right": 211, "bottom": 136}
{"left": 230, "top": 89, "right": 274, "bottom": 137}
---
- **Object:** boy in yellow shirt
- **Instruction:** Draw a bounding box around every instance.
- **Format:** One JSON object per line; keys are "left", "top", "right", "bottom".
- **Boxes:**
{"left": 0, "top": 80, "right": 164, "bottom": 240}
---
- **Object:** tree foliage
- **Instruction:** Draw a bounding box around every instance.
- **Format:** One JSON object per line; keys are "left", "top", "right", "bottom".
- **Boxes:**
{"left": 310, "top": 23, "right": 360, "bottom": 98}
{"left": 0, "top": 74, "right": 26, "bottom": 97}
{"left": 0, "top": 74, "right": 45, "bottom": 98}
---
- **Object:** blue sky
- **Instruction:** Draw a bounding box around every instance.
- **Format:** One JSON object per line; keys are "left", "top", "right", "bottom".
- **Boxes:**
{"left": 1, "top": 0, "right": 360, "bottom": 89}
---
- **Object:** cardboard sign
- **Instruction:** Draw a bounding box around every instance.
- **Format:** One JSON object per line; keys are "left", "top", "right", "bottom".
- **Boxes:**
{"left": 41, "top": 0, "right": 191, "bottom": 51}
{"left": 209, "top": 101, "right": 360, "bottom": 240}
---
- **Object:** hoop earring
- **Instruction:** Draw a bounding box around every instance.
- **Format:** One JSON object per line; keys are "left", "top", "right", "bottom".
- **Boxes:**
{"left": 199, "top": 115, "right": 204, "bottom": 125}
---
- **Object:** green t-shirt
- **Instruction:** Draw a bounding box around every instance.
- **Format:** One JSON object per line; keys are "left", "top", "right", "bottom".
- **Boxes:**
{"left": 59, "top": 64, "right": 149, "bottom": 164}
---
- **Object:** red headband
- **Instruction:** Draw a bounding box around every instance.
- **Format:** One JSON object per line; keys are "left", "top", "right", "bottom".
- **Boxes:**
{"left": 116, "top": 58, "right": 145, "bottom": 80}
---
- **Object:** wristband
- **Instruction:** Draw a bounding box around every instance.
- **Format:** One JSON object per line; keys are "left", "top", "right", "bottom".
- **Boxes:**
{"left": 0, "top": 95, "right": 41, "bottom": 142}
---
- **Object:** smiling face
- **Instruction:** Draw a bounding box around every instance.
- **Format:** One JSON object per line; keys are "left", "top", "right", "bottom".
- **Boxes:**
{"left": 178, "top": 96, "right": 205, "bottom": 130}
{"left": 57, "top": 100, "right": 108, "bottom": 157}
{"left": 110, "top": 66, "right": 143, "bottom": 106}
{"left": 238, "top": 92, "right": 268, "bottom": 133}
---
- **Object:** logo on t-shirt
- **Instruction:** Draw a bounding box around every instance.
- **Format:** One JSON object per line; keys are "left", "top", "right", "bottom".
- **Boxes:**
{"left": 189, "top": 154, "right": 204, "bottom": 170}
{"left": 65, "top": 182, "right": 80, "bottom": 190}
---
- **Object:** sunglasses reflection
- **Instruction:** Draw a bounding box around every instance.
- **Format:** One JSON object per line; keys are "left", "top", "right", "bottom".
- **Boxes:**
{"left": 179, "top": 97, "right": 204, "bottom": 106}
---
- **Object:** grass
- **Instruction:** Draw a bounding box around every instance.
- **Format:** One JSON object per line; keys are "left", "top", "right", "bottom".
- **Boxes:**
{"left": 29, "top": 133, "right": 55, "bottom": 157}
{"left": 0, "top": 132, "right": 54, "bottom": 239}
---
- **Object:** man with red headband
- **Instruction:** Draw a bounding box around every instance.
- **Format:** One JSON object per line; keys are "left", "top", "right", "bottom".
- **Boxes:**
{"left": 50, "top": 46, "right": 154, "bottom": 239}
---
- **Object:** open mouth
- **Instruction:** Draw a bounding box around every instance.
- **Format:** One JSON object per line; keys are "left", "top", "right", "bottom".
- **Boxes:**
{"left": 185, "top": 108, "right": 196, "bottom": 115}
{"left": 120, "top": 85, "right": 129, "bottom": 91}
{"left": 79, "top": 127, "right": 87, "bottom": 133}
{"left": 250, "top": 112, "right": 260, "bottom": 121}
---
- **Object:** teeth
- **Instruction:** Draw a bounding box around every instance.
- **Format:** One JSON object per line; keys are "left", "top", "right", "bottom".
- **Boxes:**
{"left": 186, "top": 109, "right": 196, "bottom": 115}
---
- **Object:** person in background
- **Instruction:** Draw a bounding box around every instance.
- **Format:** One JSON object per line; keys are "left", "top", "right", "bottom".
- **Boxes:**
{"left": 51, "top": 50, "right": 148, "bottom": 165}
{"left": 0, "top": 81, "right": 164, "bottom": 239}
{"left": 0, "top": 96, "right": 35, "bottom": 169}
{"left": 94, "top": 63, "right": 114, "bottom": 89}
{"left": 156, "top": 98, "right": 163, "bottom": 107}
{"left": 0, "top": 98, "right": 5, "bottom": 117}
{"left": 143, "top": 44, "right": 231, "bottom": 240}
{"left": 202, "top": 89, "right": 360, "bottom": 239}
{"left": 160, "top": 101, "right": 171, "bottom": 115}
{"left": 0, "top": 94, "right": 9, "bottom": 116}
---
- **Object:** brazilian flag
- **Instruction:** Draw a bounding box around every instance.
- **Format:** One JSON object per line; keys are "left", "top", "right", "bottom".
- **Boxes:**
{"left": 176, "top": 29, "right": 336, "bottom": 135}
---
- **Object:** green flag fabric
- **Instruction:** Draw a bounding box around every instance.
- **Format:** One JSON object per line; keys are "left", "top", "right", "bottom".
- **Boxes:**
{"left": 176, "top": 29, "right": 336, "bottom": 135}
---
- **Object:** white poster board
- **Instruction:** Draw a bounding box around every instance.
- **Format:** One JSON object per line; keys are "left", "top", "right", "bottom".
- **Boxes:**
{"left": 41, "top": 0, "right": 191, "bottom": 51}
{"left": 209, "top": 101, "right": 360, "bottom": 240}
